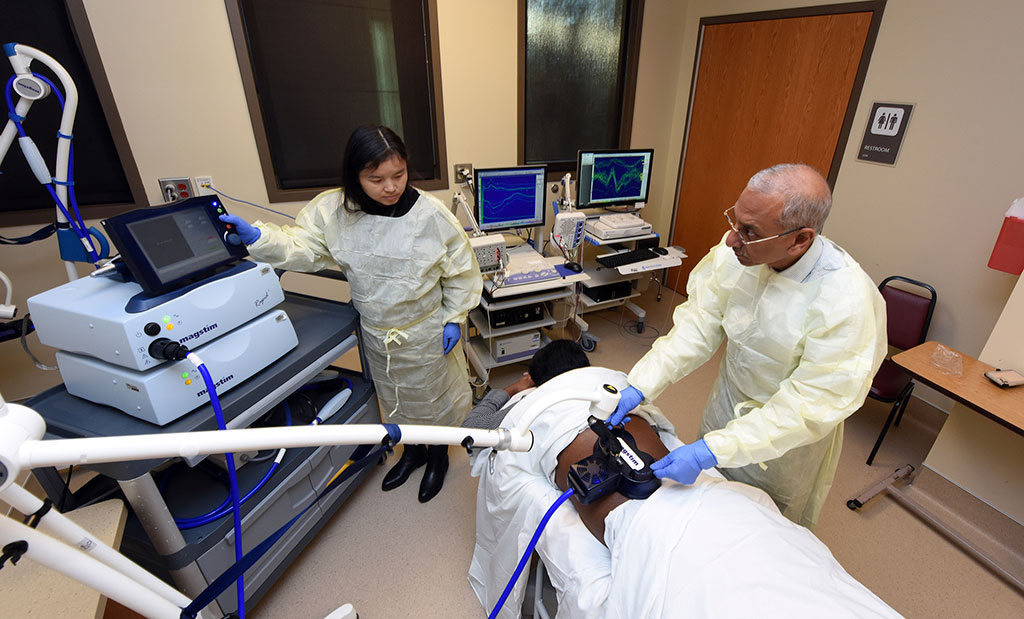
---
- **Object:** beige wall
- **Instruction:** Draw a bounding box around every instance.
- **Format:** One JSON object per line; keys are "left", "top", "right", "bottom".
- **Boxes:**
{"left": 2, "top": 0, "right": 1023, "bottom": 411}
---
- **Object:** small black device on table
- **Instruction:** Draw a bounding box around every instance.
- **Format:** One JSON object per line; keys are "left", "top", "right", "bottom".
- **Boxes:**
{"left": 567, "top": 415, "right": 661, "bottom": 504}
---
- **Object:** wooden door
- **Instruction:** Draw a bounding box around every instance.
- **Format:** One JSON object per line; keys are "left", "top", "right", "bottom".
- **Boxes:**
{"left": 668, "top": 4, "right": 882, "bottom": 292}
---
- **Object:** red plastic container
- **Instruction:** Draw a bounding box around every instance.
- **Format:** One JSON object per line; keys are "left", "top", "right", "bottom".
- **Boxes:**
{"left": 988, "top": 215, "right": 1024, "bottom": 274}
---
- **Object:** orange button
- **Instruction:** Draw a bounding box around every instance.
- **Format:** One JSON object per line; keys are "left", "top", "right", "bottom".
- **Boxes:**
{"left": 185, "top": 379, "right": 192, "bottom": 385}
{"left": 166, "top": 324, "right": 174, "bottom": 330}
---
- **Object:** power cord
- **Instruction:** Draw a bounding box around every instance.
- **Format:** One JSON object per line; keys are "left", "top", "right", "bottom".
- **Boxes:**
{"left": 208, "top": 184, "right": 296, "bottom": 221}
{"left": 20, "top": 313, "right": 57, "bottom": 371}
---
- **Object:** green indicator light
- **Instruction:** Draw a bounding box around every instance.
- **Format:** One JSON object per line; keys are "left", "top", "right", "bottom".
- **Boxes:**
{"left": 181, "top": 372, "right": 189, "bottom": 379}
{"left": 163, "top": 315, "right": 171, "bottom": 323}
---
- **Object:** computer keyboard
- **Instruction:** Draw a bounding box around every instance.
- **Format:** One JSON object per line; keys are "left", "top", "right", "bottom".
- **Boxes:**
{"left": 596, "top": 247, "right": 660, "bottom": 269}
{"left": 502, "top": 266, "right": 560, "bottom": 286}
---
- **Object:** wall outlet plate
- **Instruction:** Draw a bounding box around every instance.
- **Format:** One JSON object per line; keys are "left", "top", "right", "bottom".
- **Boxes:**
{"left": 195, "top": 175, "right": 215, "bottom": 196}
{"left": 158, "top": 177, "right": 194, "bottom": 202}
{"left": 453, "top": 163, "right": 473, "bottom": 184}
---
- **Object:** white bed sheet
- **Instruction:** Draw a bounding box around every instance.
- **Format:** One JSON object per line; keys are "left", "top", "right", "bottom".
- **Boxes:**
{"left": 469, "top": 367, "right": 902, "bottom": 619}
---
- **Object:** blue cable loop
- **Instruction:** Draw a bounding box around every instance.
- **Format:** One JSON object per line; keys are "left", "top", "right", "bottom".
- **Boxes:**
{"left": 28, "top": 72, "right": 96, "bottom": 262}
{"left": 4, "top": 72, "right": 97, "bottom": 262}
{"left": 488, "top": 487, "right": 575, "bottom": 619}
{"left": 174, "top": 399, "right": 298, "bottom": 529}
{"left": 174, "top": 461, "right": 281, "bottom": 529}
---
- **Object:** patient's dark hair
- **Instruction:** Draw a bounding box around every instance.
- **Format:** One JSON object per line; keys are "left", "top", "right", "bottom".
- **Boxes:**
{"left": 528, "top": 339, "right": 590, "bottom": 386}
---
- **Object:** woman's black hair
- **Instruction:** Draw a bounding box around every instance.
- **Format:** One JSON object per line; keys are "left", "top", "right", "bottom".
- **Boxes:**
{"left": 341, "top": 124, "right": 409, "bottom": 212}
{"left": 528, "top": 339, "right": 590, "bottom": 386}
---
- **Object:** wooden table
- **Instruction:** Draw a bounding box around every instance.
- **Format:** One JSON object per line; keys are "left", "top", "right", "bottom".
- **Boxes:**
{"left": 892, "top": 340, "right": 1024, "bottom": 436}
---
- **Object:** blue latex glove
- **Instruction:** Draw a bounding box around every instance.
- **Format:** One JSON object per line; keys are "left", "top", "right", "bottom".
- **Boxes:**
{"left": 442, "top": 322, "right": 461, "bottom": 355}
{"left": 650, "top": 439, "right": 718, "bottom": 485}
{"left": 218, "top": 213, "right": 261, "bottom": 245}
{"left": 606, "top": 385, "right": 644, "bottom": 426}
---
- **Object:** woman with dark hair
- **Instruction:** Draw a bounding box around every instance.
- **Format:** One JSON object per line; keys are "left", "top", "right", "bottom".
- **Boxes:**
{"left": 220, "top": 124, "right": 482, "bottom": 503}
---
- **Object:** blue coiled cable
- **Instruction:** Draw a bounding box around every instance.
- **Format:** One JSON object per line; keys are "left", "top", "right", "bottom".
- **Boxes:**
{"left": 171, "top": 402, "right": 292, "bottom": 529}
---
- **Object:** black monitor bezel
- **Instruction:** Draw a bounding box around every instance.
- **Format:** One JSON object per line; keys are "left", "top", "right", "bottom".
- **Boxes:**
{"left": 473, "top": 165, "right": 549, "bottom": 233}
{"left": 102, "top": 196, "right": 247, "bottom": 297}
{"left": 575, "top": 148, "right": 655, "bottom": 209}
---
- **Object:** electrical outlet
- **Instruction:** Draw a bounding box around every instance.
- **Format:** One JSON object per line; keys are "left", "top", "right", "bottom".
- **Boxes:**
{"left": 158, "top": 177, "right": 194, "bottom": 202}
{"left": 195, "top": 175, "right": 215, "bottom": 196}
{"left": 453, "top": 163, "right": 473, "bottom": 184}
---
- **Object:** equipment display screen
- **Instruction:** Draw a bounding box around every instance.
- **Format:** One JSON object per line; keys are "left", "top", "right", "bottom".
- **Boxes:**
{"left": 474, "top": 166, "right": 548, "bottom": 233}
{"left": 576, "top": 149, "right": 654, "bottom": 208}
{"left": 103, "top": 196, "right": 247, "bottom": 296}
{"left": 127, "top": 210, "right": 231, "bottom": 283}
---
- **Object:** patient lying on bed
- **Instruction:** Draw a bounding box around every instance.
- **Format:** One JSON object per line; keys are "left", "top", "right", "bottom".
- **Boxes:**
{"left": 469, "top": 355, "right": 901, "bottom": 619}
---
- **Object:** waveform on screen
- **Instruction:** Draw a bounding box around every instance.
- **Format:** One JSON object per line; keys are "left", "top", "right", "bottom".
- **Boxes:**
{"left": 591, "top": 155, "right": 646, "bottom": 201}
{"left": 480, "top": 176, "right": 538, "bottom": 223}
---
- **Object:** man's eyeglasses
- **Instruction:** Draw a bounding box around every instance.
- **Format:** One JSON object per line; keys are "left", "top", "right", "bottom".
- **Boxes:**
{"left": 724, "top": 206, "right": 802, "bottom": 246}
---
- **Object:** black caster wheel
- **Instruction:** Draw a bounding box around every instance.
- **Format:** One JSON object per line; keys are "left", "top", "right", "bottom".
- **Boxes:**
{"left": 580, "top": 336, "right": 597, "bottom": 352}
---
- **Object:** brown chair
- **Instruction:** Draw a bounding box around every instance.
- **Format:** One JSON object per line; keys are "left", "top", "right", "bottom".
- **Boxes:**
{"left": 865, "top": 276, "right": 937, "bottom": 465}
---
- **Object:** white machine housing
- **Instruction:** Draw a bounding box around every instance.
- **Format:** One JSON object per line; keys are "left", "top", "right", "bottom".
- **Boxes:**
{"left": 553, "top": 211, "right": 587, "bottom": 250}
{"left": 490, "top": 329, "right": 540, "bottom": 363}
{"left": 585, "top": 213, "right": 653, "bottom": 240}
{"left": 27, "top": 262, "right": 284, "bottom": 370}
{"left": 55, "top": 309, "right": 298, "bottom": 425}
{"left": 469, "top": 234, "right": 508, "bottom": 274}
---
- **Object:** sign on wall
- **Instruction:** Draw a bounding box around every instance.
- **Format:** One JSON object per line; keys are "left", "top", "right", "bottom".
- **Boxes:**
{"left": 857, "top": 102, "right": 914, "bottom": 166}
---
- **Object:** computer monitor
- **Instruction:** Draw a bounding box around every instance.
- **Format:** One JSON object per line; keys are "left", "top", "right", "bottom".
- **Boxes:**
{"left": 474, "top": 165, "right": 548, "bottom": 233}
{"left": 575, "top": 148, "right": 654, "bottom": 209}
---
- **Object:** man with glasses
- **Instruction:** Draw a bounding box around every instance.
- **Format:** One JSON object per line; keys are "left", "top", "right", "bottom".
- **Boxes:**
{"left": 606, "top": 163, "right": 886, "bottom": 529}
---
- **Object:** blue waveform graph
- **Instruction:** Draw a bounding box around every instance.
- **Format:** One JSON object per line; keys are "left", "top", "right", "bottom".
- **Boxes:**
{"left": 479, "top": 175, "right": 538, "bottom": 225}
{"left": 591, "top": 155, "right": 646, "bottom": 202}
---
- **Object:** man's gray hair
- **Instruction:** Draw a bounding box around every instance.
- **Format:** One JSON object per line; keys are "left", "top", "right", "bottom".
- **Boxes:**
{"left": 747, "top": 163, "right": 832, "bottom": 233}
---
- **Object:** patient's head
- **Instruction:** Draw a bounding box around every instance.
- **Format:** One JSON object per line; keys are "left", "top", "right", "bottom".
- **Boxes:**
{"left": 528, "top": 339, "right": 590, "bottom": 386}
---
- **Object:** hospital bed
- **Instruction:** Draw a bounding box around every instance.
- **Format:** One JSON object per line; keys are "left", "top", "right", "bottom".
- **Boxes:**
{"left": 469, "top": 367, "right": 903, "bottom": 619}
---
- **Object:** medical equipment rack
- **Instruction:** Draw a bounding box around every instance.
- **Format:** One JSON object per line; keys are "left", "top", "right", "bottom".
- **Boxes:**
{"left": 23, "top": 292, "right": 377, "bottom": 616}
{"left": 467, "top": 255, "right": 589, "bottom": 389}
{"left": 575, "top": 232, "right": 684, "bottom": 351}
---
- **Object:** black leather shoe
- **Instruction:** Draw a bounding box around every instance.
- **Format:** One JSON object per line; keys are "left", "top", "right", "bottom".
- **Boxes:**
{"left": 381, "top": 444, "right": 427, "bottom": 491}
{"left": 418, "top": 444, "right": 449, "bottom": 503}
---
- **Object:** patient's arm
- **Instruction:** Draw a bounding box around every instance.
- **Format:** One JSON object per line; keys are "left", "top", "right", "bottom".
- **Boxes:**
{"left": 553, "top": 417, "right": 670, "bottom": 544}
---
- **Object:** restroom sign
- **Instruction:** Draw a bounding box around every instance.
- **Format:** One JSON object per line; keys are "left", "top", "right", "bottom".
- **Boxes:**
{"left": 858, "top": 102, "right": 914, "bottom": 166}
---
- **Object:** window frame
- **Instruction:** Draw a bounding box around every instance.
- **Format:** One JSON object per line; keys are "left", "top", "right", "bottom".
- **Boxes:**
{"left": 517, "top": 0, "right": 645, "bottom": 177}
{"left": 225, "top": 0, "right": 449, "bottom": 203}
{"left": 0, "top": 0, "right": 147, "bottom": 227}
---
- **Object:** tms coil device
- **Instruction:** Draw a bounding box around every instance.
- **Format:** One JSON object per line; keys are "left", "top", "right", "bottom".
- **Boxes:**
{"left": 567, "top": 415, "right": 661, "bottom": 504}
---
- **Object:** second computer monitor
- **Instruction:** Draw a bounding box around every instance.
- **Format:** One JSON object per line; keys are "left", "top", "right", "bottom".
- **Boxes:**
{"left": 474, "top": 165, "right": 548, "bottom": 233}
{"left": 576, "top": 148, "right": 654, "bottom": 209}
